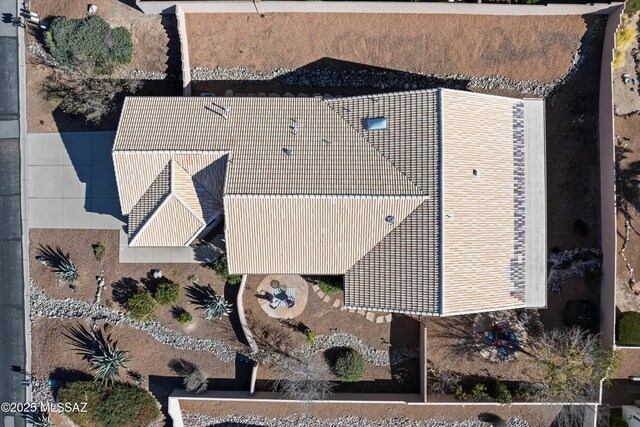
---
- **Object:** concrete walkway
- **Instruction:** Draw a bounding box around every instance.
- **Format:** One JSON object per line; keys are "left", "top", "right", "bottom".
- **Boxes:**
{"left": 27, "top": 132, "right": 124, "bottom": 229}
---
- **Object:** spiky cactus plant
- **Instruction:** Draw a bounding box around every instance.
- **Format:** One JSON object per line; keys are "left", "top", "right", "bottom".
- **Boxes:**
{"left": 57, "top": 259, "right": 79, "bottom": 282}
{"left": 204, "top": 293, "right": 233, "bottom": 320}
{"left": 91, "top": 341, "right": 130, "bottom": 386}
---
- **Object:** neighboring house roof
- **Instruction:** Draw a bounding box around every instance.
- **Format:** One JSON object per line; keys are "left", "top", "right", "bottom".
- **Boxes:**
{"left": 112, "top": 89, "right": 546, "bottom": 316}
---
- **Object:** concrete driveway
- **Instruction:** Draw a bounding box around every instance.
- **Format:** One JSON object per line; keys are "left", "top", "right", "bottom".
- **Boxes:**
{"left": 27, "top": 132, "right": 124, "bottom": 229}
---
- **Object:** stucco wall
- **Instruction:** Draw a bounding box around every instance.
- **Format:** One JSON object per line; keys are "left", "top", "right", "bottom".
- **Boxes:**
{"left": 599, "top": 4, "right": 624, "bottom": 349}
{"left": 137, "top": 1, "right": 623, "bottom": 15}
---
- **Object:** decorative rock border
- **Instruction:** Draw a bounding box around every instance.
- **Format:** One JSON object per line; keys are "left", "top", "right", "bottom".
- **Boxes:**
{"left": 311, "top": 284, "right": 392, "bottom": 324}
{"left": 182, "top": 412, "right": 532, "bottom": 427}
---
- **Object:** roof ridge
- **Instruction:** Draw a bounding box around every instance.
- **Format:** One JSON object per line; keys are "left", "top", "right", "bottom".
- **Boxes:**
{"left": 323, "top": 100, "right": 425, "bottom": 196}
{"left": 172, "top": 157, "right": 214, "bottom": 199}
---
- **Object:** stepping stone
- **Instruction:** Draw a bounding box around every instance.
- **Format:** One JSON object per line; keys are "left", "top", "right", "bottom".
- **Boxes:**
{"left": 340, "top": 305, "right": 347, "bottom": 311}
{"left": 323, "top": 295, "right": 331, "bottom": 303}
{"left": 376, "top": 316, "right": 384, "bottom": 324}
{"left": 313, "top": 93, "right": 322, "bottom": 97}
{"left": 332, "top": 299, "right": 341, "bottom": 308}
{"left": 356, "top": 310, "right": 366, "bottom": 316}
{"left": 257, "top": 92, "right": 266, "bottom": 97}
{"left": 348, "top": 309, "right": 355, "bottom": 313}
{"left": 312, "top": 285, "right": 320, "bottom": 292}
{"left": 366, "top": 312, "right": 375, "bottom": 322}
{"left": 268, "top": 93, "right": 280, "bottom": 97}
{"left": 224, "top": 89, "right": 234, "bottom": 97}
{"left": 385, "top": 314, "right": 392, "bottom": 322}
{"left": 247, "top": 93, "right": 256, "bottom": 97}
{"left": 317, "top": 290, "right": 325, "bottom": 299}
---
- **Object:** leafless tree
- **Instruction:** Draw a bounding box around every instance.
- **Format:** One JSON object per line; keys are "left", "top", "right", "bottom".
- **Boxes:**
{"left": 531, "top": 327, "right": 619, "bottom": 402}
{"left": 428, "top": 367, "right": 460, "bottom": 395}
{"left": 248, "top": 317, "right": 294, "bottom": 359}
{"left": 271, "top": 357, "right": 335, "bottom": 401}
{"left": 42, "top": 67, "right": 141, "bottom": 124}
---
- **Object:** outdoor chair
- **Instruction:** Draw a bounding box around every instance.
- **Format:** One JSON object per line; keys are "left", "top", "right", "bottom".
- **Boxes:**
{"left": 509, "top": 332, "right": 516, "bottom": 341}
{"left": 285, "top": 296, "right": 296, "bottom": 308}
{"left": 497, "top": 346, "right": 507, "bottom": 354}
{"left": 487, "top": 332, "right": 494, "bottom": 341}
{"left": 269, "top": 298, "right": 281, "bottom": 309}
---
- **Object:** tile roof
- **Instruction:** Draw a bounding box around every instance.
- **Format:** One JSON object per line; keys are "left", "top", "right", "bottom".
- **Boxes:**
{"left": 113, "top": 89, "right": 543, "bottom": 315}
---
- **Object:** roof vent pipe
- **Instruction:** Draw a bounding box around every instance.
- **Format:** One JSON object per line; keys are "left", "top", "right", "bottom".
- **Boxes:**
{"left": 283, "top": 148, "right": 292, "bottom": 156}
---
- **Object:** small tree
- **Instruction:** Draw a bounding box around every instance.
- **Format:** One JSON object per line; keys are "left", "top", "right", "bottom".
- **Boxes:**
{"left": 127, "top": 289, "right": 157, "bottom": 321}
{"left": 272, "top": 358, "right": 335, "bottom": 401}
{"left": 154, "top": 280, "right": 180, "bottom": 306}
{"left": 333, "top": 348, "right": 365, "bottom": 382}
{"left": 618, "top": 311, "right": 640, "bottom": 344}
{"left": 533, "top": 327, "right": 620, "bottom": 401}
{"left": 315, "top": 276, "right": 342, "bottom": 295}
{"left": 211, "top": 254, "right": 242, "bottom": 285}
{"left": 184, "top": 369, "right": 208, "bottom": 394}
{"left": 454, "top": 385, "right": 466, "bottom": 401}
{"left": 176, "top": 310, "right": 193, "bottom": 324}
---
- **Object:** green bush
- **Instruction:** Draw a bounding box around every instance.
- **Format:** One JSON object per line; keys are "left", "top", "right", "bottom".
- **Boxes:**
{"left": 333, "top": 348, "right": 365, "bottom": 382}
{"left": 472, "top": 383, "right": 489, "bottom": 401}
{"left": 93, "top": 242, "right": 105, "bottom": 261}
{"left": 57, "top": 381, "right": 159, "bottom": 427}
{"left": 177, "top": 310, "right": 193, "bottom": 324}
{"left": 315, "top": 276, "right": 342, "bottom": 295}
{"left": 454, "top": 385, "right": 466, "bottom": 401}
{"left": 211, "top": 254, "right": 242, "bottom": 285}
{"left": 154, "top": 280, "right": 180, "bottom": 306}
{"left": 127, "top": 289, "right": 156, "bottom": 321}
{"left": 492, "top": 381, "right": 512, "bottom": 405}
{"left": 563, "top": 300, "right": 598, "bottom": 330}
{"left": 305, "top": 329, "right": 317, "bottom": 345}
{"left": 618, "top": 311, "right": 640, "bottom": 344}
{"left": 613, "top": 415, "right": 630, "bottom": 427}
{"left": 46, "top": 16, "right": 133, "bottom": 73}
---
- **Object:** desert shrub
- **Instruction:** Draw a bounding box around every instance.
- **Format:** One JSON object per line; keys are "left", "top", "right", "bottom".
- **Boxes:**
{"left": 626, "top": 0, "right": 640, "bottom": 13}
{"left": 93, "top": 242, "right": 105, "bottom": 261}
{"left": 57, "top": 381, "right": 159, "bottom": 427}
{"left": 618, "top": 311, "right": 640, "bottom": 344}
{"left": 333, "top": 348, "right": 365, "bottom": 382}
{"left": 563, "top": 301, "right": 598, "bottom": 330}
{"left": 492, "top": 381, "right": 512, "bottom": 405}
{"left": 613, "top": 415, "right": 630, "bottom": 427}
{"left": 211, "top": 254, "right": 242, "bottom": 285}
{"left": 454, "top": 385, "right": 466, "bottom": 401}
{"left": 315, "top": 276, "right": 342, "bottom": 295}
{"left": 428, "top": 368, "right": 460, "bottom": 395}
{"left": 472, "top": 383, "right": 490, "bottom": 401}
{"left": 103, "top": 323, "right": 113, "bottom": 335}
{"left": 177, "top": 310, "right": 193, "bottom": 324}
{"left": 616, "top": 26, "right": 636, "bottom": 51}
{"left": 613, "top": 50, "right": 626, "bottom": 70}
{"left": 46, "top": 16, "right": 133, "bottom": 73}
{"left": 154, "top": 280, "right": 180, "bottom": 305}
{"left": 127, "top": 289, "right": 156, "bottom": 321}
{"left": 184, "top": 369, "right": 208, "bottom": 394}
{"left": 187, "top": 275, "right": 198, "bottom": 284}
{"left": 305, "top": 329, "right": 317, "bottom": 345}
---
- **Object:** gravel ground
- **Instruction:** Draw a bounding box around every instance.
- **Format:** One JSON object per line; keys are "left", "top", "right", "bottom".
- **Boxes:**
{"left": 182, "top": 412, "right": 532, "bottom": 427}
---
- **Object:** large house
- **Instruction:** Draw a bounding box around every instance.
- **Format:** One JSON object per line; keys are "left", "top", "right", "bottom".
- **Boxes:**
{"left": 112, "top": 89, "right": 546, "bottom": 316}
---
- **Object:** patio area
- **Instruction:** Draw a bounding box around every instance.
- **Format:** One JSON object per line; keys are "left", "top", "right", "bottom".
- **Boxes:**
{"left": 256, "top": 275, "right": 308, "bottom": 320}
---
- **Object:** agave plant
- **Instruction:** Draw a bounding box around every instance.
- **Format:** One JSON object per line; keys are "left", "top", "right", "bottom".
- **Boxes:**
{"left": 204, "top": 293, "right": 233, "bottom": 320}
{"left": 27, "top": 411, "right": 53, "bottom": 427}
{"left": 91, "top": 340, "right": 130, "bottom": 386}
{"left": 56, "top": 259, "right": 79, "bottom": 282}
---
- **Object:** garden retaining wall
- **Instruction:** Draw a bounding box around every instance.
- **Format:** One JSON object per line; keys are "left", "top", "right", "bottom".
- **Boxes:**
{"left": 599, "top": 3, "right": 624, "bottom": 349}
{"left": 137, "top": 1, "right": 622, "bottom": 15}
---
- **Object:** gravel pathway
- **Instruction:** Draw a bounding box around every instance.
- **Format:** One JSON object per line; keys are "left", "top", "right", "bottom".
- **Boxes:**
{"left": 182, "top": 412, "right": 532, "bottom": 427}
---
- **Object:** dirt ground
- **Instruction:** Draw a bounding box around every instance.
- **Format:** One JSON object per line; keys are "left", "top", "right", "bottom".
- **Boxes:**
{"left": 30, "top": 229, "right": 239, "bottom": 343}
{"left": 187, "top": 14, "right": 592, "bottom": 83}
{"left": 181, "top": 400, "right": 563, "bottom": 427}
{"left": 243, "top": 275, "right": 421, "bottom": 393}
{"left": 25, "top": 0, "right": 180, "bottom": 133}
{"left": 615, "top": 113, "right": 640, "bottom": 314}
